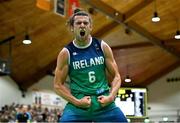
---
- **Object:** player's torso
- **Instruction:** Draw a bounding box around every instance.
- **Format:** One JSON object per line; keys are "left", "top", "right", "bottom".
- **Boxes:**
{"left": 66, "top": 37, "right": 109, "bottom": 94}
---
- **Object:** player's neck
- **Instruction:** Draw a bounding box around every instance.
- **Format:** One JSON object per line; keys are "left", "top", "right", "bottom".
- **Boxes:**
{"left": 74, "top": 35, "right": 91, "bottom": 47}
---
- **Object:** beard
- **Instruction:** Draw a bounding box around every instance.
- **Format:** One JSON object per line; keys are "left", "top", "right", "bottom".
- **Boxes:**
{"left": 75, "top": 28, "right": 90, "bottom": 41}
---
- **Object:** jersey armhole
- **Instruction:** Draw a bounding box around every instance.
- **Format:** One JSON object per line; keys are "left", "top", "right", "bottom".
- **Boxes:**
{"left": 101, "top": 40, "right": 106, "bottom": 55}
{"left": 64, "top": 48, "right": 70, "bottom": 65}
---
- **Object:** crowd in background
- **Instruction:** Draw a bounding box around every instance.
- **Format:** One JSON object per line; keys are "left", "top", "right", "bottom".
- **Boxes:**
{"left": 0, "top": 103, "right": 62, "bottom": 122}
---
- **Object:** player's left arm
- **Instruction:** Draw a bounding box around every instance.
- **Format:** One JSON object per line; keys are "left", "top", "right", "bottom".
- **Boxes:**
{"left": 98, "top": 41, "right": 121, "bottom": 106}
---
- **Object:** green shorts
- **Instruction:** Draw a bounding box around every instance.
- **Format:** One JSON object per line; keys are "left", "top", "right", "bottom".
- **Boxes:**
{"left": 60, "top": 98, "right": 127, "bottom": 122}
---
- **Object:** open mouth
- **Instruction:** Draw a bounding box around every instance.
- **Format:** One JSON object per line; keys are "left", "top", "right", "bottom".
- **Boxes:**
{"left": 80, "top": 31, "right": 85, "bottom": 37}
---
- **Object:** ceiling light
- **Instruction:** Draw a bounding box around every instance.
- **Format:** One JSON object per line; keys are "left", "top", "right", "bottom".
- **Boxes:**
{"left": 144, "top": 118, "right": 150, "bottom": 123}
{"left": 175, "top": 30, "right": 180, "bottom": 39}
{"left": 163, "top": 117, "right": 168, "bottom": 121}
{"left": 115, "top": 12, "right": 119, "bottom": 16}
{"left": 152, "top": 12, "right": 160, "bottom": 22}
{"left": 152, "top": 0, "right": 160, "bottom": 23}
{"left": 125, "top": 75, "right": 131, "bottom": 83}
{"left": 23, "top": 34, "right": 31, "bottom": 45}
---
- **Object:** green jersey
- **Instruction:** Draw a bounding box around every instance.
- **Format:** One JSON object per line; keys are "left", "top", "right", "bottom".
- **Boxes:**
{"left": 65, "top": 37, "right": 109, "bottom": 96}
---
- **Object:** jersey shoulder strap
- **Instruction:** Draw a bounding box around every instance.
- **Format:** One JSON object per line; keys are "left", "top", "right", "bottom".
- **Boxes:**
{"left": 92, "top": 37, "right": 105, "bottom": 55}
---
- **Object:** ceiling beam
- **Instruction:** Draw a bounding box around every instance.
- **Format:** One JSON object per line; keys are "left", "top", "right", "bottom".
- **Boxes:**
{"left": 163, "top": 38, "right": 180, "bottom": 44}
{"left": 111, "top": 38, "right": 180, "bottom": 50}
{"left": 124, "top": 0, "right": 153, "bottom": 23}
{"left": 83, "top": 0, "right": 124, "bottom": 22}
{"left": 111, "top": 42, "right": 153, "bottom": 50}
{"left": 138, "top": 60, "right": 180, "bottom": 87}
{"left": 93, "top": 21, "right": 119, "bottom": 38}
{"left": 128, "top": 21, "right": 180, "bottom": 58}
{"left": 0, "top": 36, "right": 15, "bottom": 45}
{"left": 84, "top": 0, "right": 180, "bottom": 59}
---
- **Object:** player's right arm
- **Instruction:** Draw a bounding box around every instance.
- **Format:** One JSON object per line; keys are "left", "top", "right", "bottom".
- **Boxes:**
{"left": 54, "top": 48, "right": 91, "bottom": 108}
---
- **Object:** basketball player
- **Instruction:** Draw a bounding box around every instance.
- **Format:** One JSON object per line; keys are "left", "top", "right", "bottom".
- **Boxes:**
{"left": 54, "top": 9, "right": 127, "bottom": 122}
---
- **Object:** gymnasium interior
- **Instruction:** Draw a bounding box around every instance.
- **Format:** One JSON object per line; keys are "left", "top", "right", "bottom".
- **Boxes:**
{"left": 0, "top": 0, "right": 180, "bottom": 122}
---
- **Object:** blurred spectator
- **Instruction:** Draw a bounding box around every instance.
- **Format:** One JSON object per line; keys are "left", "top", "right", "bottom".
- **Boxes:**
{"left": 16, "top": 105, "right": 31, "bottom": 123}
{"left": 0, "top": 103, "right": 62, "bottom": 123}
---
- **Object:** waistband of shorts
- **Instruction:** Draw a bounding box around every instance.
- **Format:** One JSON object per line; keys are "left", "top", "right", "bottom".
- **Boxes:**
{"left": 71, "top": 88, "right": 109, "bottom": 96}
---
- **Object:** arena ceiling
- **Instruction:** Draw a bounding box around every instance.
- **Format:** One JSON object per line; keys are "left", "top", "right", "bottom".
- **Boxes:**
{"left": 0, "top": 0, "right": 180, "bottom": 89}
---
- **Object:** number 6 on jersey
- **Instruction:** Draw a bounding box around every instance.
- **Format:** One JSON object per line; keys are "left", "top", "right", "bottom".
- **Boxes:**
{"left": 88, "top": 71, "right": 96, "bottom": 83}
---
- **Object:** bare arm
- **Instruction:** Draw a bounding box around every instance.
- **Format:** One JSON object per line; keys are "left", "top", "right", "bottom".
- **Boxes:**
{"left": 98, "top": 41, "right": 121, "bottom": 106}
{"left": 54, "top": 48, "right": 91, "bottom": 108}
